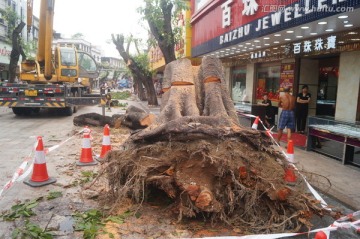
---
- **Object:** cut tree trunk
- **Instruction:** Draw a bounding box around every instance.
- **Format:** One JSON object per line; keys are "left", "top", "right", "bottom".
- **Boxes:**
{"left": 9, "top": 22, "right": 26, "bottom": 83}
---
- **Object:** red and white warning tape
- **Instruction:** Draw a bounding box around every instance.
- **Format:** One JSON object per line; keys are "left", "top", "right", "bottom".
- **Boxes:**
{"left": 0, "top": 129, "right": 86, "bottom": 198}
{"left": 184, "top": 218, "right": 360, "bottom": 239}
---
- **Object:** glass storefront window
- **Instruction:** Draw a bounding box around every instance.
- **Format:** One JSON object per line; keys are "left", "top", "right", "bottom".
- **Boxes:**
{"left": 256, "top": 66, "right": 280, "bottom": 101}
{"left": 231, "top": 67, "right": 246, "bottom": 102}
{"left": 195, "top": 0, "right": 209, "bottom": 10}
{"left": 316, "top": 66, "right": 338, "bottom": 116}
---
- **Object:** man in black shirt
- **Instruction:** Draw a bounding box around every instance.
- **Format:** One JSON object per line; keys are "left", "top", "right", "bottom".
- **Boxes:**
{"left": 296, "top": 85, "right": 311, "bottom": 133}
{"left": 259, "top": 93, "right": 273, "bottom": 128}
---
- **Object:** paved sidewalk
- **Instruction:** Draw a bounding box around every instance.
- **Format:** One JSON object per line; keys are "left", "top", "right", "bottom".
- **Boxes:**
{"left": 131, "top": 97, "right": 360, "bottom": 211}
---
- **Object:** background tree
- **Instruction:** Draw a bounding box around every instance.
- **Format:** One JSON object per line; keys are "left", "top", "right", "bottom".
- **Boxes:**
{"left": 2, "top": 7, "right": 26, "bottom": 83}
{"left": 71, "top": 32, "right": 84, "bottom": 39}
{"left": 112, "top": 34, "right": 158, "bottom": 105}
{"left": 9, "top": 22, "right": 26, "bottom": 83}
{"left": 139, "top": 0, "right": 188, "bottom": 64}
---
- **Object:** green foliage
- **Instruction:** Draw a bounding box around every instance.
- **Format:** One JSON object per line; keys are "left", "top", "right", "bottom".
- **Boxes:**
{"left": 46, "top": 191, "right": 63, "bottom": 200}
{"left": 111, "top": 91, "right": 132, "bottom": 100}
{"left": 21, "top": 40, "right": 37, "bottom": 60}
{"left": 71, "top": 171, "right": 98, "bottom": 187}
{"left": 1, "top": 199, "right": 40, "bottom": 221}
{"left": 138, "top": 0, "right": 189, "bottom": 48}
{"left": 74, "top": 209, "right": 129, "bottom": 239}
{"left": 133, "top": 53, "right": 151, "bottom": 76}
{"left": 12, "top": 220, "right": 53, "bottom": 239}
{"left": 72, "top": 32, "right": 84, "bottom": 39}
{"left": 1, "top": 6, "right": 20, "bottom": 42}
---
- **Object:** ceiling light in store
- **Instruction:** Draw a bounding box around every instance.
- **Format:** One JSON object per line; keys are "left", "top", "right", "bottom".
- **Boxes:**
{"left": 254, "top": 40, "right": 260, "bottom": 42}
{"left": 220, "top": 50, "right": 225, "bottom": 52}
{"left": 245, "top": 42, "right": 251, "bottom": 45}
{"left": 264, "top": 43, "right": 270, "bottom": 46}
{"left": 274, "top": 34, "right": 281, "bottom": 37}
{"left": 345, "top": 24, "right": 353, "bottom": 27}
{"left": 238, "top": 45, "right": 243, "bottom": 47}
{"left": 310, "top": 32, "right": 318, "bottom": 35}
{"left": 351, "top": 38, "right": 360, "bottom": 41}
{"left": 301, "top": 26, "right": 309, "bottom": 29}
{"left": 256, "top": 46, "right": 261, "bottom": 48}
{"left": 338, "top": 15, "right": 348, "bottom": 19}
{"left": 286, "top": 30, "right": 294, "bottom": 33}
{"left": 225, "top": 48, "right": 230, "bottom": 51}
{"left": 296, "top": 36, "right": 303, "bottom": 38}
{"left": 231, "top": 47, "right": 237, "bottom": 50}
{"left": 338, "top": 41, "right": 344, "bottom": 43}
{"left": 285, "top": 38, "right": 291, "bottom": 41}
{"left": 318, "top": 21, "right": 327, "bottom": 25}
{"left": 344, "top": 20, "right": 349, "bottom": 23}
{"left": 264, "top": 37, "right": 270, "bottom": 40}
{"left": 273, "top": 47, "right": 278, "bottom": 49}
{"left": 249, "top": 47, "right": 254, "bottom": 50}
{"left": 274, "top": 41, "right": 280, "bottom": 43}
{"left": 325, "top": 29, "right": 334, "bottom": 32}
{"left": 242, "top": 49, "right": 247, "bottom": 51}
{"left": 348, "top": 32, "right": 357, "bottom": 35}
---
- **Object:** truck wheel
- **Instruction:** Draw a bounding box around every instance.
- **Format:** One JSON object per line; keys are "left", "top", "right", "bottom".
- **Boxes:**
{"left": 12, "top": 107, "right": 24, "bottom": 115}
{"left": 32, "top": 108, "right": 40, "bottom": 114}
{"left": 12, "top": 107, "right": 32, "bottom": 116}
{"left": 63, "top": 107, "right": 73, "bottom": 116}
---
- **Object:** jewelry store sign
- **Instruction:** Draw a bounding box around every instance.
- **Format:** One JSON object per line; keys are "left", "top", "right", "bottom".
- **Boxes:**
{"left": 290, "top": 35, "right": 336, "bottom": 54}
{"left": 219, "top": 0, "right": 351, "bottom": 45}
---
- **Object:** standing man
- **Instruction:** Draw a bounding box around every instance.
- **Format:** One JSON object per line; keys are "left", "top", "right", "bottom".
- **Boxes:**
{"left": 277, "top": 87, "right": 296, "bottom": 144}
{"left": 296, "top": 85, "right": 311, "bottom": 134}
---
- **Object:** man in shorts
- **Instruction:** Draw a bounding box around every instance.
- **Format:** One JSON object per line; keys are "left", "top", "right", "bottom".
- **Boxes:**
{"left": 277, "top": 87, "right": 295, "bottom": 144}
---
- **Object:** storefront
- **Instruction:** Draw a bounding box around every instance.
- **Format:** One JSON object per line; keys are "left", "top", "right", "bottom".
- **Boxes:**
{"left": 190, "top": 0, "right": 360, "bottom": 166}
{"left": 0, "top": 42, "right": 11, "bottom": 80}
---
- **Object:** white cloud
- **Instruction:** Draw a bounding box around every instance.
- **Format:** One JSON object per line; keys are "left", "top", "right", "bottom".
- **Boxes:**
{"left": 33, "top": 0, "right": 148, "bottom": 57}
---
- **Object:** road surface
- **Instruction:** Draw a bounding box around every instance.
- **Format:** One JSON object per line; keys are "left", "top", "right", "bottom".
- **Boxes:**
{"left": 0, "top": 106, "right": 358, "bottom": 239}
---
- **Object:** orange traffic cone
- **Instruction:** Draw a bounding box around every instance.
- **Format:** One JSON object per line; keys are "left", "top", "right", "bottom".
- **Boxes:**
{"left": 284, "top": 165, "right": 297, "bottom": 186}
{"left": 251, "top": 116, "right": 259, "bottom": 130}
{"left": 77, "top": 128, "right": 97, "bottom": 166}
{"left": 314, "top": 231, "right": 328, "bottom": 239}
{"left": 24, "top": 136, "right": 56, "bottom": 187}
{"left": 287, "top": 140, "right": 296, "bottom": 163}
{"left": 96, "top": 124, "right": 112, "bottom": 160}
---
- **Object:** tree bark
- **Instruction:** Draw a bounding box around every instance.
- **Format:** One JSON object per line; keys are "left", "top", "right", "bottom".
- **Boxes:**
{"left": 9, "top": 22, "right": 26, "bottom": 83}
{"left": 112, "top": 34, "right": 158, "bottom": 106}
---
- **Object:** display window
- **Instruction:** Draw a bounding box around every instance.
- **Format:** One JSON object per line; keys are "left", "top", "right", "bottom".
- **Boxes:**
{"left": 316, "top": 66, "right": 339, "bottom": 116}
{"left": 231, "top": 67, "right": 247, "bottom": 102}
{"left": 256, "top": 65, "right": 280, "bottom": 102}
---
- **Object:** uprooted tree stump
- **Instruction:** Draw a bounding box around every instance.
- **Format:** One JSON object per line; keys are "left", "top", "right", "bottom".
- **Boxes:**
{"left": 103, "top": 57, "right": 329, "bottom": 233}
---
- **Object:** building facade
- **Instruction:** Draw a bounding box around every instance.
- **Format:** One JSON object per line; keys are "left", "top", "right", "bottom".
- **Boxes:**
{"left": 191, "top": 0, "right": 360, "bottom": 166}
{"left": 0, "top": 0, "right": 28, "bottom": 80}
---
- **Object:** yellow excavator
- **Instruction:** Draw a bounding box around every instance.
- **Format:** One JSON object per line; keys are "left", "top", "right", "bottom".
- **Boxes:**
{"left": 0, "top": 0, "right": 100, "bottom": 116}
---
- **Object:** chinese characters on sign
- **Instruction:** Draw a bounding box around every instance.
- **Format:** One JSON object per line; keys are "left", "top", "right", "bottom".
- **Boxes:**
{"left": 221, "top": 0, "right": 233, "bottom": 28}
{"left": 242, "top": 0, "right": 259, "bottom": 16}
{"left": 292, "top": 36, "right": 336, "bottom": 54}
{"left": 280, "top": 64, "right": 295, "bottom": 92}
{"left": 250, "top": 51, "right": 266, "bottom": 59}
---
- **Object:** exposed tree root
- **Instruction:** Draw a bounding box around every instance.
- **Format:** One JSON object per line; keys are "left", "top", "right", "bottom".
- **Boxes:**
{"left": 104, "top": 134, "right": 328, "bottom": 234}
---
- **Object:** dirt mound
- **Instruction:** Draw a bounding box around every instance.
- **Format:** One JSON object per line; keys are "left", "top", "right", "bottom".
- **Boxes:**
{"left": 103, "top": 133, "right": 324, "bottom": 234}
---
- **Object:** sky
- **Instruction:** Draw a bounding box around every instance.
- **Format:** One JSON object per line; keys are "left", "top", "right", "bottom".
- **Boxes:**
{"left": 33, "top": 0, "right": 148, "bottom": 57}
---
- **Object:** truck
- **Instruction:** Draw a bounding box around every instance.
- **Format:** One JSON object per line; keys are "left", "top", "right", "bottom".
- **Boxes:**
{"left": 0, "top": 0, "right": 101, "bottom": 116}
